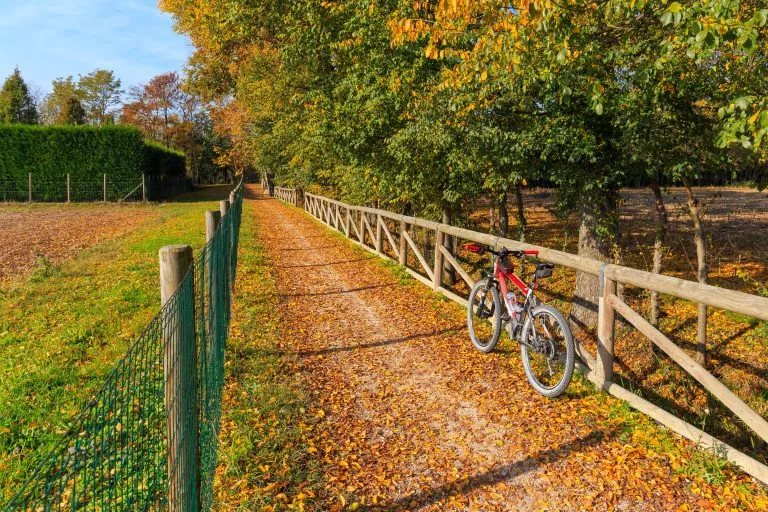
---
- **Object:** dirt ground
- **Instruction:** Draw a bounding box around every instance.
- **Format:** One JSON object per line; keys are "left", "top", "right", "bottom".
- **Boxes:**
{"left": 250, "top": 188, "right": 766, "bottom": 511}
{"left": 0, "top": 203, "right": 152, "bottom": 282}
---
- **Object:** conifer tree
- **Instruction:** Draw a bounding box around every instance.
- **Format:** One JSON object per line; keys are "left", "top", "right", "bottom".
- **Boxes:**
{"left": 0, "top": 67, "right": 38, "bottom": 124}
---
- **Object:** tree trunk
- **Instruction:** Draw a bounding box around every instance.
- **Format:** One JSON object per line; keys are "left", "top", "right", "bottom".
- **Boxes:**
{"left": 515, "top": 184, "right": 526, "bottom": 242}
{"left": 649, "top": 175, "right": 668, "bottom": 326}
{"left": 683, "top": 178, "right": 708, "bottom": 366}
{"left": 489, "top": 204, "right": 496, "bottom": 233}
{"left": 442, "top": 206, "right": 456, "bottom": 286}
{"left": 498, "top": 191, "right": 509, "bottom": 238}
{"left": 570, "top": 188, "right": 619, "bottom": 330}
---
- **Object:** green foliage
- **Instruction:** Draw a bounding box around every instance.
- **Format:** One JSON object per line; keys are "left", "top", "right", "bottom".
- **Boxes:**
{"left": 0, "top": 125, "right": 187, "bottom": 198}
{"left": 143, "top": 139, "right": 187, "bottom": 177}
{"left": 162, "top": 0, "right": 766, "bottom": 219}
{"left": 76, "top": 69, "right": 123, "bottom": 125}
{"left": 0, "top": 68, "right": 37, "bottom": 125}
{"left": 58, "top": 96, "right": 87, "bottom": 125}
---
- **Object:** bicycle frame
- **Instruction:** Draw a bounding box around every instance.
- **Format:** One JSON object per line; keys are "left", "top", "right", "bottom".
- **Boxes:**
{"left": 485, "top": 251, "right": 540, "bottom": 314}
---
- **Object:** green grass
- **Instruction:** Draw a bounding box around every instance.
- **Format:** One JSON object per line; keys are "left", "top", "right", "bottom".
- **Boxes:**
{"left": 0, "top": 186, "right": 233, "bottom": 502}
{"left": 213, "top": 202, "right": 320, "bottom": 511}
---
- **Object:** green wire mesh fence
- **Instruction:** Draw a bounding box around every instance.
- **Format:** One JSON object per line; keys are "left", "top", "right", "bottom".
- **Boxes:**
{"left": 3, "top": 183, "right": 244, "bottom": 511}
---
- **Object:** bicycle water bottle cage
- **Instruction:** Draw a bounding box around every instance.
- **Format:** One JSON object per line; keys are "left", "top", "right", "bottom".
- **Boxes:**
{"left": 535, "top": 262, "right": 554, "bottom": 278}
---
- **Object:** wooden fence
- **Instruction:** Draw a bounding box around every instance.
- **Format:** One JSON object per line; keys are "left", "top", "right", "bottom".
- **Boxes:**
{"left": 268, "top": 184, "right": 768, "bottom": 484}
{"left": 274, "top": 186, "right": 299, "bottom": 206}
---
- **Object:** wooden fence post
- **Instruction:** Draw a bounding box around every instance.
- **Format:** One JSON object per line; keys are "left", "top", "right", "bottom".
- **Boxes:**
{"left": 159, "top": 244, "right": 199, "bottom": 512}
{"left": 28, "top": 173, "right": 31, "bottom": 203}
{"left": 103, "top": 174, "right": 107, "bottom": 202}
{"left": 375, "top": 214, "right": 383, "bottom": 253}
{"left": 433, "top": 228, "right": 444, "bottom": 290}
{"left": 206, "top": 210, "right": 221, "bottom": 242}
{"left": 399, "top": 220, "right": 407, "bottom": 266}
{"left": 142, "top": 174, "right": 147, "bottom": 203}
{"left": 220, "top": 199, "right": 230, "bottom": 217}
{"left": 66, "top": 174, "right": 70, "bottom": 204}
{"left": 596, "top": 267, "right": 616, "bottom": 385}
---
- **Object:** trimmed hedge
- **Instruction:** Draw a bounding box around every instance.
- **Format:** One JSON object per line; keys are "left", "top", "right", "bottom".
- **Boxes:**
{"left": 0, "top": 124, "right": 186, "bottom": 181}
{"left": 143, "top": 140, "right": 186, "bottom": 178}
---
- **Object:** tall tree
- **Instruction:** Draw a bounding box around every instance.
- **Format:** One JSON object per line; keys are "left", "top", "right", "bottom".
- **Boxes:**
{"left": 122, "top": 72, "right": 222, "bottom": 182}
{"left": 42, "top": 76, "right": 81, "bottom": 125}
{"left": 58, "top": 96, "right": 87, "bottom": 125}
{"left": 0, "top": 68, "right": 38, "bottom": 124}
{"left": 77, "top": 69, "right": 122, "bottom": 125}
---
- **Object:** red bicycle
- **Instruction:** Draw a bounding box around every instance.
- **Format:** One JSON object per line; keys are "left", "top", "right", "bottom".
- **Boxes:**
{"left": 464, "top": 244, "right": 575, "bottom": 397}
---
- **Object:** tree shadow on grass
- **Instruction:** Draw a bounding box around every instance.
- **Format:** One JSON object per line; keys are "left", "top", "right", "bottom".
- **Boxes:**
{"left": 164, "top": 184, "right": 235, "bottom": 203}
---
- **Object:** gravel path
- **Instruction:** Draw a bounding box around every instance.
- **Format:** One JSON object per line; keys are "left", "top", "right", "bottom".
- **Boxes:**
{"left": 250, "top": 186, "right": 760, "bottom": 511}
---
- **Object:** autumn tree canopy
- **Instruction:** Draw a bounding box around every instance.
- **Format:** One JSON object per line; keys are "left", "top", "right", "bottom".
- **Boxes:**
{"left": 161, "top": 0, "right": 767, "bottom": 326}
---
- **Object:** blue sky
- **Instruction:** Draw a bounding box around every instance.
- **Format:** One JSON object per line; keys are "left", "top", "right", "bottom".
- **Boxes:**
{"left": 0, "top": 0, "right": 192, "bottom": 95}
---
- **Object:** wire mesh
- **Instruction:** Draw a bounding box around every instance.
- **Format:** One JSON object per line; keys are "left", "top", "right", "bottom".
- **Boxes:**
{"left": 3, "top": 184, "right": 245, "bottom": 511}
{"left": 0, "top": 179, "right": 145, "bottom": 203}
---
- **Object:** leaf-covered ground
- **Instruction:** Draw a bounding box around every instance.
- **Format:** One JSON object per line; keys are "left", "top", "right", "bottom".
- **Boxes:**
{"left": 240, "top": 187, "right": 767, "bottom": 511}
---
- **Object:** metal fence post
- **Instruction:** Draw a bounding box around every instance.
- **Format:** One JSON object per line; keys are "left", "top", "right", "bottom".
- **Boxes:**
{"left": 66, "top": 174, "right": 70, "bottom": 204}
{"left": 142, "top": 173, "right": 147, "bottom": 203}
{"left": 103, "top": 174, "right": 107, "bottom": 202}
{"left": 28, "top": 173, "right": 32, "bottom": 203}
{"left": 159, "top": 244, "right": 199, "bottom": 512}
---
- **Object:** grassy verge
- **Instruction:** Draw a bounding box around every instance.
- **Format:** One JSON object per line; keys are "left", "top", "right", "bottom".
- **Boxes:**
{"left": 0, "top": 187, "right": 232, "bottom": 501}
{"left": 214, "top": 199, "right": 320, "bottom": 511}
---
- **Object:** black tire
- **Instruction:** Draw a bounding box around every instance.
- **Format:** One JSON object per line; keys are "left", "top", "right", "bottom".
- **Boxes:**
{"left": 467, "top": 279, "right": 502, "bottom": 353}
{"left": 520, "top": 304, "right": 575, "bottom": 398}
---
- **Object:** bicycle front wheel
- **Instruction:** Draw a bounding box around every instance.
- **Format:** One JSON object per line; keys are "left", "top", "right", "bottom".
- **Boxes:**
{"left": 520, "top": 304, "right": 574, "bottom": 397}
{"left": 467, "top": 279, "right": 502, "bottom": 353}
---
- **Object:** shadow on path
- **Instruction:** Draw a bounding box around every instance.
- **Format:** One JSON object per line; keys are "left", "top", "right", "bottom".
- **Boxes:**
{"left": 278, "top": 284, "right": 394, "bottom": 298}
{"left": 297, "top": 326, "right": 464, "bottom": 357}
{"left": 275, "top": 258, "right": 368, "bottom": 269}
{"left": 371, "top": 428, "right": 613, "bottom": 511}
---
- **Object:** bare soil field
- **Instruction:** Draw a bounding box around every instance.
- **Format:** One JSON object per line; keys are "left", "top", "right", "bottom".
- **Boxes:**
{"left": 0, "top": 204, "right": 153, "bottom": 282}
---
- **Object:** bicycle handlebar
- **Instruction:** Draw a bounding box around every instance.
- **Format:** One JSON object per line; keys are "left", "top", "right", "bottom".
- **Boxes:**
{"left": 489, "top": 248, "right": 539, "bottom": 258}
{"left": 463, "top": 244, "right": 539, "bottom": 258}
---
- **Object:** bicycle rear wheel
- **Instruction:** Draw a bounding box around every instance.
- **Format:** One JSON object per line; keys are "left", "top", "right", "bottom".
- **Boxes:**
{"left": 520, "top": 304, "right": 574, "bottom": 397}
{"left": 467, "top": 279, "right": 502, "bottom": 353}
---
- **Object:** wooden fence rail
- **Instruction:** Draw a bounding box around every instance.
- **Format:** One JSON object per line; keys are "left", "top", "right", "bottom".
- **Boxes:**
{"left": 270, "top": 187, "right": 768, "bottom": 484}
{"left": 274, "top": 186, "right": 299, "bottom": 206}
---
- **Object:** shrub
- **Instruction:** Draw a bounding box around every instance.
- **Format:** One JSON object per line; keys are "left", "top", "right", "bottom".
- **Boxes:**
{"left": 0, "top": 125, "right": 187, "bottom": 200}
{"left": 143, "top": 140, "right": 186, "bottom": 177}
